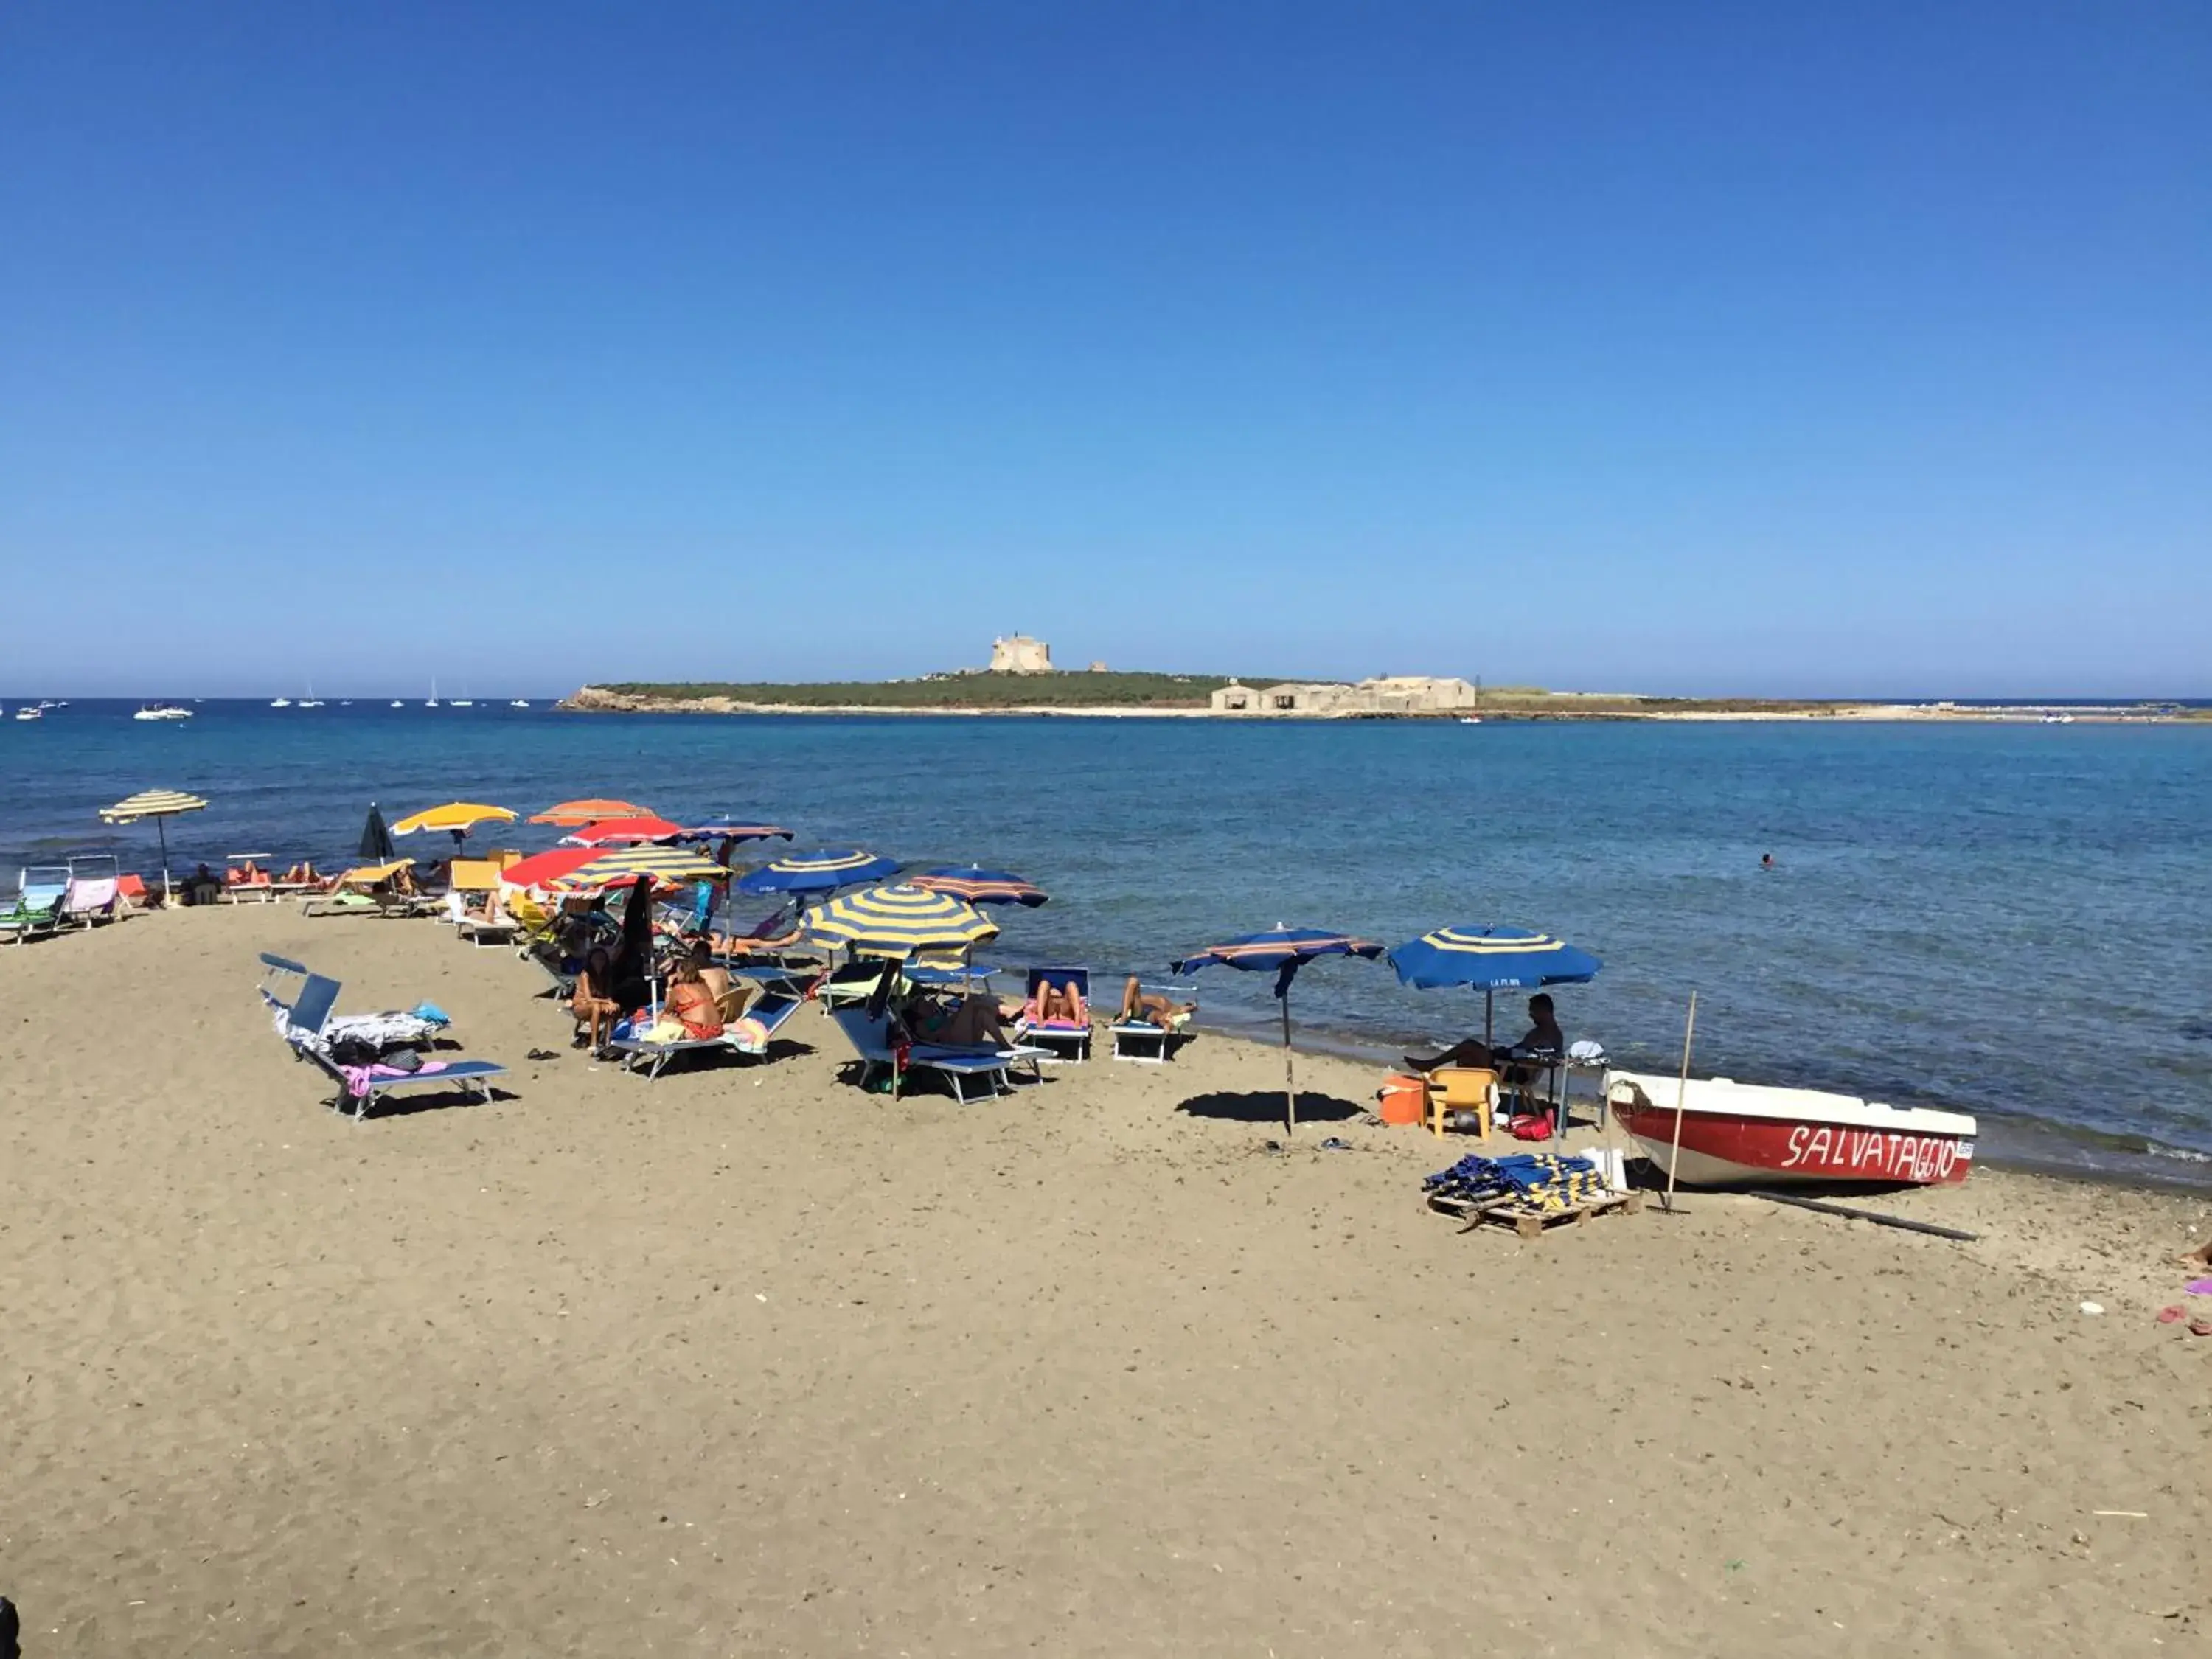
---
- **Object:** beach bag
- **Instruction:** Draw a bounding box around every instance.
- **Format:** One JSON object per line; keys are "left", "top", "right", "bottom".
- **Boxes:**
{"left": 1507, "top": 1111, "right": 1554, "bottom": 1142}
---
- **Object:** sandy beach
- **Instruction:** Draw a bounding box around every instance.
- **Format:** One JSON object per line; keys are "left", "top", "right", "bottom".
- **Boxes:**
{"left": 4, "top": 906, "right": 2209, "bottom": 1657}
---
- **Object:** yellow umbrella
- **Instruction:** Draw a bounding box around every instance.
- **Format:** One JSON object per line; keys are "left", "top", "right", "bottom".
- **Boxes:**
{"left": 391, "top": 801, "right": 517, "bottom": 840}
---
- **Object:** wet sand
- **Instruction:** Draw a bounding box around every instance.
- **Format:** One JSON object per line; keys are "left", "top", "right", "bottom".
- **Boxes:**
{"left": 4, "top": 906, "right": 2208, "bottom": 1656}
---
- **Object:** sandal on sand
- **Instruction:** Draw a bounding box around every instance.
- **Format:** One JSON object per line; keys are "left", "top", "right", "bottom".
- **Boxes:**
{"left": 2157, "top": 1305, "right": 2186, "bottom": 1324}
{"left": 2191, "top": 1319, "right": 2212, "bottom": 1338}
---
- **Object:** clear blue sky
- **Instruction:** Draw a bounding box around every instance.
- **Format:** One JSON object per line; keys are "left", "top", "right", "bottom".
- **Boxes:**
{"left": 4, "top": 2, "right": 2205, "bottom": 698}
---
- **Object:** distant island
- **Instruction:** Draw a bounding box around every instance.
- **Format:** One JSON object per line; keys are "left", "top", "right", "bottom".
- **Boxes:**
{"left": 560, "top": 634, "right": 2200, "bottom": 722}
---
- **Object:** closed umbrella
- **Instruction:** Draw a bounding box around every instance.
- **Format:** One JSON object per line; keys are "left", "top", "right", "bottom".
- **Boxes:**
{"left": 800, "top": 883, "right": 999, "bottom": 957}
{"left": 1170, "top": 928, "right": 1385, "bottom": 1134}
{"left": 358, "top": 803, "right": 397, "bottom": 863}
{"left": 680, "top": 819, "right": 794, "bottom": 843}
{"left": 99, "top": 788, "right": 208, "bottom": 898}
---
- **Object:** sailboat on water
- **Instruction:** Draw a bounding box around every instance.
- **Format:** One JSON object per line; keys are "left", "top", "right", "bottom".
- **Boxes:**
{"left": 425, "top": 679, "right": 439, "bottom": 709}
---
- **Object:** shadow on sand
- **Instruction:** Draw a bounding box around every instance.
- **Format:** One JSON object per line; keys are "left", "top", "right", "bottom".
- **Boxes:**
{"left": 1175, "top": 1088, "right": 1366, "bottom": 1126}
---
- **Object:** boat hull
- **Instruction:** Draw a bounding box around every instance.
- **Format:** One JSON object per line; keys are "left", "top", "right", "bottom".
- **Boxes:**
{"left": 1611, "top": 1100, "right": 1973, "bottom": 1187}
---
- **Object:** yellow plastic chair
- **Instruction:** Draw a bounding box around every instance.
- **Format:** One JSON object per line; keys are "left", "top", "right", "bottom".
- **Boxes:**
{"left": 1426, "top": 1066, "right": 1498, "bottom": 1142}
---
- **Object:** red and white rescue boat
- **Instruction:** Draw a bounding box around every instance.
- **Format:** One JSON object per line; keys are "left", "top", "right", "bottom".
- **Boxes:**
{"left": 1604, "top": 1071, "right": 1975, "bottom": 1188}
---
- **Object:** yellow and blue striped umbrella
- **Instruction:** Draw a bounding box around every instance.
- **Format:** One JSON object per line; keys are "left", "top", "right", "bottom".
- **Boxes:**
{"left": 1387, "top": 924, "right": 1601, "bottom": 1047}
{"left": 548, "top": 845, "right": 734, "bottom": 892}
{"left": 734, "top": 846, "right": 900, "bottom": 897}
{"left": 800, "top": 883, "right": 998, "bottom": 956}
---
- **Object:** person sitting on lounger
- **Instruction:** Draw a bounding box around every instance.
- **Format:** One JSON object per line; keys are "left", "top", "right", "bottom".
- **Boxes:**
{"left": 571, "top": 947, "right": 622, "bottom": 1050}
{"left": 689, "top": 943, "right": 756, "bottom": 1025}
{"left": 908, "top": 989, "right": 1013, "bottom": 1048}
{"left": 1408, "top": 994, "right": 1563, "bottom": 1079}
{"left": 1030, "top": 975, "right": 1086, "bottom": 1026}
{"left": 229, "top": 859, "right": 266, "bottom": 886}
{"left": 661, "top": 956, "right": 726, "bottom": 1040}
{"left": 1117, "top": 976, "right": 1196, "bottom": 1032}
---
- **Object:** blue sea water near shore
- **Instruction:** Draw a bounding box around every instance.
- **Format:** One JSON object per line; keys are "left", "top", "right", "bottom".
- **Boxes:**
{"left": 4, "top": 700, "right": 2208, "bottom": 1185}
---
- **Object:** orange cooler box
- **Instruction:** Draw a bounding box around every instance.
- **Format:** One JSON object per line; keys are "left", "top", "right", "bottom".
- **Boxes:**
{"left": 1377, "top": 1073, "right": 1428, "bottom": 1127}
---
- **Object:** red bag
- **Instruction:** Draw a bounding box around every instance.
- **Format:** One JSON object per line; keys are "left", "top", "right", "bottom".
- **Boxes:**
{"left": 1507, "top": 1112, "right": 1554, "bottom": 1141}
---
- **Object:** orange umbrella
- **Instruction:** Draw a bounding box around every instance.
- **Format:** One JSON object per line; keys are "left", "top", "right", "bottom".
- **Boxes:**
{"left": 529, "top": 797, "right": 655, "bottom": 826}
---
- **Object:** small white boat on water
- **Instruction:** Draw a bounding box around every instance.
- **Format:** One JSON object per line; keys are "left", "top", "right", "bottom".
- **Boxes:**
{"left": 270, "top": 696, "right": 293, "bottom": 709}
{"left": 1605, "top": 1071, "right": 1975, "bottom": 1188}
{"left": 389, "top": 700, "right": 404, "bottom": 709}
{"left": 14, "top": 706, "right": 42, "bottom": 720}
{"left": 509, "top": 699, "right": 530, "bottom": 709}
{"left": 133, "top": 703, "right": 192, "bottom": 722}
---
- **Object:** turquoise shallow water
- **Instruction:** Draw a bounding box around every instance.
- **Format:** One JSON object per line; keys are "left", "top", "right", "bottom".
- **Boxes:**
{"left": 4, "top": 702, "right": 2209, "bottom": 1182}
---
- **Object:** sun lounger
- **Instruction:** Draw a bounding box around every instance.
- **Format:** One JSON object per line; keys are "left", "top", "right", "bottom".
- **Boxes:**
{"left": 61, "top": 855, "right": 125, "bottom": 928}
{"left": 605, "top": 988, "right": 806, "bottom": 1080}
{"left": 1, "top": 869, "right": 70, "bottom": 945}
{"left": 269, "top": 971, "right": 502, "bottom": 1121}
{"left": 822, "top": 1003, "right": 1045, "bottom": 1103}
{"left": 1109, "top": 990, "right": 1194, "bottom": 1063}
{"left": 1012, "top": 965, "right": 1093, "bottom": 1063}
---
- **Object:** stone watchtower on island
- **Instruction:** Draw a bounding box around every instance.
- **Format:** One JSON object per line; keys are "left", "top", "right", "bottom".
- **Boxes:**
{"left": 989, "top": 634, "right": 1054, "bottom": 675}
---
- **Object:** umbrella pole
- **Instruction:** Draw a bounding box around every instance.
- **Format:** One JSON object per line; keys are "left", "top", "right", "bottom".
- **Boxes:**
{"left": 1484, "top": 987, "right": 1494, "bottom": 1049}
{"left": 1663, "top": 991, "right": 1700, "bottom": 1214}
{"left": 157, "top": 818, "right": 172, "bottom": 902}
{"left": 1281, "top": 992, "right": 1297, "bottom": 1135}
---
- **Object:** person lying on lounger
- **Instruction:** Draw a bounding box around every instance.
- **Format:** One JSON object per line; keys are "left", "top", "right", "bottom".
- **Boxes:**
{"left": 1117, "top": 977, "right": 1197, "bottom": 1031}
{"left": 711, "top": 919, "right": 806, "bottom": 957}
{"left": 229, "top": 860, "right": 267, "bottom": 886}
{"left": 1030, "top": 975, "right": 1086, "bottom": 1025}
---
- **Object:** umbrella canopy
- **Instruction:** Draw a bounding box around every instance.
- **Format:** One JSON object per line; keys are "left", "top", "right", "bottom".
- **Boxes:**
{"left": 734, "top": 847, "right": 900, "bottom": 897}
{"left": 99, "top": 788, "right": 209, "bottom": 824}
{"left": 1387, "top": 925, "right": 1601, "bottom": 1045}
{"left": 560, "top": 815, "right": 687, "bottom": 848}
{"left": 392, "top": 802, "right": 517, "bottom": 836}
{"left": 529, "top": 798, "right": 655, "bottom": 825}
{"left": 358, "top": 803, "right": 397, "bottom": 863}
{"left": 498, "top": 846, "right": 605, "bottom": 890}
{"left": 1172, "top": 927, "right": 1385, "bottom": 1133}
{"left": 800, "top": 883, "right": 998, "bottom": 956}
{"left": 99, "top": 789, "right": 209, "bottom": 896}
{"left": 681, "top": 819, "right": 794, "bottom": 843}
{"left": 908, "top": 865, "right": 1049, "bottom": 908}
{"left": 547, "top": 845, "right": 734, "bottom": 893}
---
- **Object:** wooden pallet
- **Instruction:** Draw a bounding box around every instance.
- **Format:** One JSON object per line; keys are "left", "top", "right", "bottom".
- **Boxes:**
{"left": 1428, "top": 1188, "right": 1644, "bottom": 1238}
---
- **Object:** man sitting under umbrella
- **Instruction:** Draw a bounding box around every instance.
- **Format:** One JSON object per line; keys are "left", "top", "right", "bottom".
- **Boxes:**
{"left": 1407, "top": 992, "right": 1565, "bottom": 1079}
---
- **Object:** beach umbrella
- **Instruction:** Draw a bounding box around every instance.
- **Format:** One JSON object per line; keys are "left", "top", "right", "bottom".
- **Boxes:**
{"left": 1387, "top": 925, "right": 1602, "bottom": 1046}
{"left": 1170, "top": 927, "right": 1385, "bottom": 1134}
{"left": 392, "top": 801, "right": 518, "bottom": 848}
{"left": 908, "top": 865, "right": 1049, "bottom": 908}
{"left": 358, "top": 803, "right": 397, "bottom": 863}
{"left": 799, "top": 883, "right": 999, "bottom": 957}
{"left": 498, "top": 846, "right": 605, "bottom": 891}
{"left": 734, "top": 847, "right": 900, "bottom": 898}
{"left": 529, "top": 798, "right": 655, "bottom": 825}
{"left": 546, "top": 845, "right": 735, "bottom": 893}
{"left": 560, "top": 815, "right": 688, "bottom": 848}
{"left": 680, "top": 818, "right": 795, "bottom": 843}
{"left": 98, "top": 788, "right": 208, "bottom": 898}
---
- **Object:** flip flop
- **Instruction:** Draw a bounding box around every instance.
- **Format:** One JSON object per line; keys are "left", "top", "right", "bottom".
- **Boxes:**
{"left": 2157, "top": 1305, "right": 2186, "bottom": 1324}
{"left": 2188, "top": 1279, "right": 2212, "bottom": 1295}
{"left": 2193, "top": 1320, "right": 2212, "bottom": 1338}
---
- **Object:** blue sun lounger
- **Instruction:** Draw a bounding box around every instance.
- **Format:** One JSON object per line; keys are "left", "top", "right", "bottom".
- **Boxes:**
{"left": 605, "top": 987, "right": 807, "bottom": 1081}
{"left": 274, "top": 972, "right": 506, "bottom": 1122}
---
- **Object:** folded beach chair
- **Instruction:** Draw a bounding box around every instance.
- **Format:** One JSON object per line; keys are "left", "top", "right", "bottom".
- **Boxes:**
{"left": 0, "top": 867, "right": 70, "bottom": 945}
{"left": 1013, "top": 966, "right": 1093, "bottom": 1063}
{"left": 606, "top": 987, "right": 806, "bottom": 1081}
{"left": 823, "top": 1002, "right": 1041, "bottom": 1104}
{"left": 271, "top": 970, "right": 503, "bottom": 1122}
{"left": 1109, "top": 983, "right": 1194, "bottom": 1064}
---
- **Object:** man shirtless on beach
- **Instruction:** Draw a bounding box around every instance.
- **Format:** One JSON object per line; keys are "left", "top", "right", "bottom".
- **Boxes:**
{"left": 1405, "top": 994, "right": 1564, "bottom": 1074}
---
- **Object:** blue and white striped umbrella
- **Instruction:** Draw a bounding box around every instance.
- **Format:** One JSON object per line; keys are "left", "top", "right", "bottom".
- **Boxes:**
{"left": 734, "top": 847, "right": 900, "bottom": 897}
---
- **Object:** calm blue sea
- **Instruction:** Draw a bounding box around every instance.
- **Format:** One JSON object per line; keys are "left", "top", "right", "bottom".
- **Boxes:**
{"left": 4, "top": 700, "right": 2209, "bottom": 1184}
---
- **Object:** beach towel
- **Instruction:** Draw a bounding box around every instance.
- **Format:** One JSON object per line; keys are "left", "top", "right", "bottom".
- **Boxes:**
{"left": 340, "top": 1058, "right": 451, "bottom": 1099}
